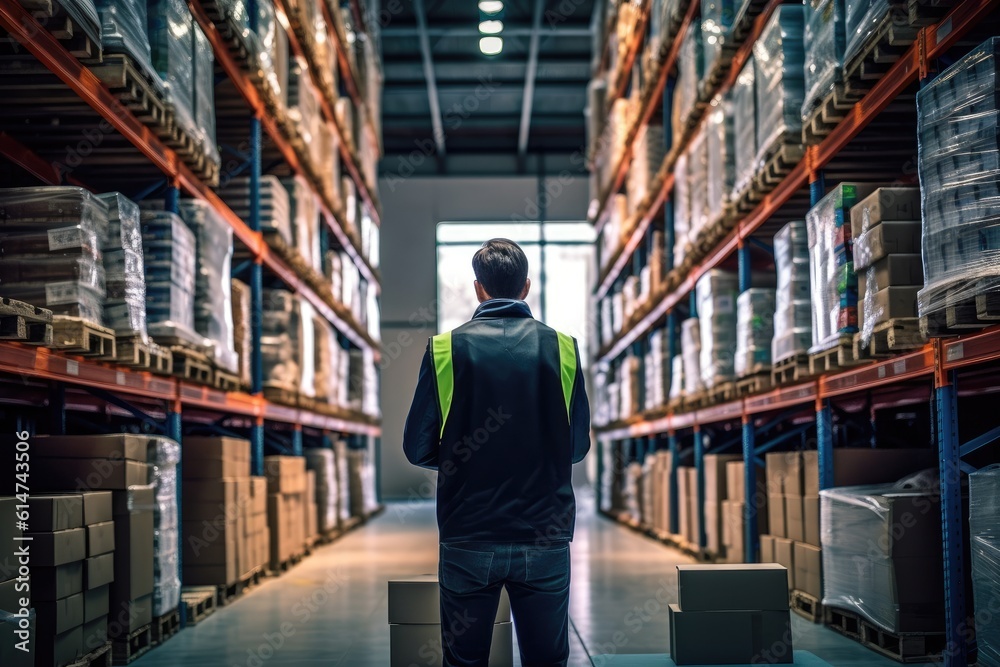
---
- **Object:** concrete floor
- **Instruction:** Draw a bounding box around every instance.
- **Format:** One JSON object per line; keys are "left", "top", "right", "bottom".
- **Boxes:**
{"left": 133, "top": 490, "right": 934, "bottom": 666}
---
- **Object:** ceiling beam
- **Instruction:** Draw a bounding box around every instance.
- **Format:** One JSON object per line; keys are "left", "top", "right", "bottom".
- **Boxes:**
{"left": 518, "top": 0, "right": 545, "bottom": 157}
{"left": 413, "top": 0, "right": 446, "bottom": 157}
{"left": 381, "top": 26, "right": 593, "bottom": 37}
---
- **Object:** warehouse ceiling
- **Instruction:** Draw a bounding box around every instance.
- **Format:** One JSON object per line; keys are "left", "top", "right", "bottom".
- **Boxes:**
{"left": 378, "top": 0, "right": 597, "bottom": 164}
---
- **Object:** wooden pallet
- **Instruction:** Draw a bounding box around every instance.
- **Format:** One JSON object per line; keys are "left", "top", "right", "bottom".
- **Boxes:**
{"left": 755, "top": 140, "right": 806, "bottom": 190}
{"left": 150, "top": 608, "right": 181, "bottom": 646}
{"left": 706, "top": 381, "right": 737, "bottom": 406}
{"left": 111, "top": 624, "right": 152, "bottom": 665}
{"left": 67, "top": 642, "right": 112, "bottom": 667}
{"left": 843, "top": 5, "right": 920, "bottom": 97}
{"left": 736, "top": 371, "right": 772, "bottom": 397}
{"left": 115, "top": 335, "right": 173, "bottom": 373}
{"left": 263, "top": 384, "right": 300, "bottom": 408}
{"left": 181, "top": 586, "right": 217, "bottom": 625}
{"left": 803, "top": 82, "right": 863, "bottom": 145}
{"left": 0, "top": 297, "right": 53, "bottom": 344}
{"left": 212, "top": 366, "right": 241, "bottom": 392}
{"left": 919, "top": 281, "right": 1000, "bottom": 337}
{"left": 791, "top": 589, "right": 823, "bottom": 624}
{"left": 823, "top": 606, "right": 946, "bottom": 663}
{"left": 809, "top": 335, "right": 860, "bottom": 375}
{"left": 51, "top": 317, "right": 116, "bottom": 358}
{"left": 866, "top": 317, "right": 926, "bottom": 356}
{"left": 907, "top": 0, "right": 956, "bottom": 27}
{"left": 168, "top": 344, "right": 213, "bottom": 384}
{"left": 771, "top": 353, "right": 812, "bottom": 385}
{"left": 89, "top": 54, "right": 170, "bottom": 132}
{"left": 15, "top": 0, "right": 101, "bottom": 62}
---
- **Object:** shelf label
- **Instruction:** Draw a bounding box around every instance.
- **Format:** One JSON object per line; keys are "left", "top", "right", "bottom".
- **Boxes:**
{"left": 936, "top": 17, "right": 953, "bottom": 42}
{"left": 48, "top": 226, "right": 83, "bottom": 251}
{"left": 117, "top": 372, "right": 126, "bottom": 385}
{"left": 45, "top": 282, "right": 80, "bottom": 306}
{"left": 878, "top": 366, "right": 886, "bottom": 379}
{"left": 947, "top": 343, "right": 965, "bottom": 363}
{"left": 65, "top": 360, "right": 79, "bottom": 376}
{"left": 893, "top": 360, "right": 906, "bottom": 375}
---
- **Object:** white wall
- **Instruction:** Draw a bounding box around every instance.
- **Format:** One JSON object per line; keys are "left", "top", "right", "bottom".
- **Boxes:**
{"left": 378, "top": 175, "right": 590, "bottom": 499}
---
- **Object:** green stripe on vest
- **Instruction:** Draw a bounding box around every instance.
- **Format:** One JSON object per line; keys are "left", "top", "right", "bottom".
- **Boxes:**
{"left": 431, "top": 332, "right": 454, "bottom": 438}
{"left": 557, "top": 331, "right": 576, "bottom": 421}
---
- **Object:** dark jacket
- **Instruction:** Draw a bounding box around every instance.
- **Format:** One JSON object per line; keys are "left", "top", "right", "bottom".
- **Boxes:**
{"left": 402, "top": 299, "right": 591, "bottom": 544}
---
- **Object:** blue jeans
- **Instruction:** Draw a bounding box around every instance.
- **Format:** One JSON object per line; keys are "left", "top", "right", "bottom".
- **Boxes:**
{"left": 438, "top": 541, "right": 571, "bottom": 667}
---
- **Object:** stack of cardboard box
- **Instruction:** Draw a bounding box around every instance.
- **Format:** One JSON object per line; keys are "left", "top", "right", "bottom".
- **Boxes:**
{"left": 304, "top": 448, "right": 341, "bottom": 536}
{"left": 0, "top": 495, "right": 32, "bottom": 666}
{"left": 387, "top": 575, "right": 513, "bottom": 667}
{"left": 250, "top": 477, "right": 270, "bottom": 575}
{"left": 304, "top": 470, "right": 318, "bottom": 549}
{"left": 677, "top": 466, "right": 699, "bottom": 547}
{"left": 669, "top": 564, "right": 793, "bottom": 664}
{"left": 181, "top": 437, "right": 253, "bottom": 587}
{"left": 264, "top": 456, "right": 308, "bottom": 568}
{"left": 703, "top": 454, "right": 742, "bottom": 559}
{"left": 721, "top": 460, "right": 770, "bottom": 564}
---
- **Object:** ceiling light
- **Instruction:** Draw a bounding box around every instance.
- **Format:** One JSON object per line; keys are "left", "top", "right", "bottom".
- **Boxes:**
{"left": 479, "top": 36, "right": 503, "bottom": 55}
{"left": 479, "top": 19, "right": 503, "bottom": 34}
{"left": 478, "top": 0, "right": 504, "bottom": 14}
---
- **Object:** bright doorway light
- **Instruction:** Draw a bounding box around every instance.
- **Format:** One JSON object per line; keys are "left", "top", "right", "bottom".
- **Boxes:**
{"left": 479, "top": 19, "right": 503, "bottom": 34}
{"left": 479, "top": 36, "right": 503, "bottom": 55}
{"left": 478, "top": 0, "right": 503, "bottom": 14}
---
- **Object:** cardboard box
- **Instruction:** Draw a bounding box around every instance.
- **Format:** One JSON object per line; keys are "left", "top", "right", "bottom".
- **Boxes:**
{"left": 28, "top": 494, "right": 83, "bottom": 531}
{"left": 727, "top": 461, "right": 744, "bottom": 502}
{"left": 184, "top": 564, "right": 240, "bottom": 586}
{"left": 85, "top": 552, "right": 115, "bottom": 589}
{"left": 36, "top": 458, "right": 150, "bottom": 490}
{"left": 767, "top": 494, "right": 786, "bottom": 538}
{"left": 264, "top": 456, "right": 307, "bottom": 494}
{"left": 785, "top": 496, "right": 804, "bottom": 543}
{"left": 804, "top": 496, "right": 820, "bottom": 547}
{"left": 850, "top": 187, "right": 922, "bottom": 240}
{"left": 29, "top": 434, "right": 150, "bottom": 462}
{"left": 112, "top": 486, "right": 155, "bottom": 516}
{"left": 793, "top": 542, "right": 822, "bottom": 598}
{"left": 86, "top": 520, "right": 115, "bottom": 556}
{"left": 28, "top": 527, "right": 86, "bottom": 566}
{"left": 182, "top": 480, "right": 241, "bottom": 521}
{"left": 83, "top": 584, "right": 110, "bottom": 623}
{"left": 111, "top": 510, "right": 154, "bottom": 599}
{"left": 705, "top": 501, "right": 722, "bottom": 554}
{"left": 687, "top": 467, "right": 700, "bottom": 546}
{"left": 82, "top": 616, "right": 108, "bottom": 651}
{"left": 676, "top": 564, "right": 790, "bottom": 612}
{"left": 35, "top": 591, "right": 84, "bottom": 635}
{"left": 669, "top": 605, "right": 793, "bottom": 665}
{"left": 854, "top": 220, "right": 923, "bottom": 269}
{"left": 765, "top": 452, "right": 802, "bottom": 496}
{"left": 107, "top": 593, "right": 152, "bottom": 635}
{"left": 774, "top": 538, "right": 795, "bottom": 591}
{"left": 678, "top": 467, "right": 692, "bottom": 544}
{"left": 388, "top": 575, "right": 511, "bottom": 624}
{"left": 705, "top": 454, "right": 742, "bottom": 502}
{"left": 389, "top": 622, "right": 513, "bottom": 667}
{"left": 182, "top": 436, "right": 251, "bottom": 479}
{"left": 859, "top": 255, "right": 924, "bottom": 293}
{"left": 31, "top": 561, "right": 84, "bottom": 600}
{"left": 802, "top": 448, "right": 938, "bottom": 497}
{"left": 760, "top": 535, "right": 776, "bottom": 563}
{"left": 860, "top": 286, "right": 921, "bottom": 328}
{"left": 75, "top": 492, "right": 113, "bottom": 524}
{"left": 35, "top": 625, "right": 83, "bottom": 667}
{"left": 251, "top": 477, "right": 268, "bottom": 516}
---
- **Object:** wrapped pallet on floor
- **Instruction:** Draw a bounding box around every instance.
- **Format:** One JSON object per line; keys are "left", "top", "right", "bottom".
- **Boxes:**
{"left": 265, "top": 456, "right": 309, "bottom": 567}
{"left": 970, "top": 465, "right": 1000, "bottom": 667}
{"left": 304, "top": 448, "right": 341, "bottom": 536}
{"left": 148, "top": 437, "right": 180, "bottom": 620}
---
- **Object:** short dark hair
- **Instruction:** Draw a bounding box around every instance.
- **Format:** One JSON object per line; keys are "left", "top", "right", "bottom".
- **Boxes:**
{"left": 472, "top": 238, "right": 529, "bottom": 299}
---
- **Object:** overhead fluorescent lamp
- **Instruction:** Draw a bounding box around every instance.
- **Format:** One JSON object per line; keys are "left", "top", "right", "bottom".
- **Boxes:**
{"left": 478, "top": 0, "right": 504, "bottom": 14}
{"left": 479, "top": 19, "right": 503, "bottom": 34}
{"left": 479, "top": 36, "right": 503, "bottom": 55}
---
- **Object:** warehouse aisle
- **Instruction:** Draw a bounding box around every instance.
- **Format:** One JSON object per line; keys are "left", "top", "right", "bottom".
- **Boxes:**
{"left": 131, "top": 494, "right": 932, "bottom": 667}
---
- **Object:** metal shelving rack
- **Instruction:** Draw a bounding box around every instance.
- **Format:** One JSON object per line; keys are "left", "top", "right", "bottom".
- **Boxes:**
{"left": 0, "top": 0, "right": 384, "bottom": 624}
{"left": 588, "top": 2, "right": 1000, "bottom": 665}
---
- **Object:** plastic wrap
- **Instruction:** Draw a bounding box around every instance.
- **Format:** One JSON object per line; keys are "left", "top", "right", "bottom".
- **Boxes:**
{"left": 672, "top": 26, "right": 704, "bottom": 143}
{"left": 772, "top": 221, "right": 813, "bottom": 362}
{"left": 148, "top": 437, "right": 180, "bottom": 616}
{"left": 140, "top": 210, "right": 197, "bottom": 341}
{"left": 61, "top": 0, "right": 102, "bottom": 46}
{"left": 98, "top": 193, "right": 147, "bottom": 338}
{"left": 696, "top": 270, "right": 739, "bottom": 387}
{"left": 820, "top": 476, "right": 945, "bottom": 634}
{"left": 312, "top": 314, "right": 338, "bottom": 403}
{"left": 282, "top": 176, "right": 321, "bottom": 270}
{"left": 261, "top": 289, "right": 301, "bottom": 391}
{"left": 688, "top": 129, "right": 710, "bottom": 239}
{"left": 859, "top": 255, "right": 922, "bottom": 344}
{"left": 231, "top": 278, "right": 251, "bottom": 387}
{"left": 806, "top": 183, "right": 880, "bottom": 351}
{"left": 707, "top": 96, "right": 736, "bottom": 222}
{"left": 732, "top": 58, "right": 757, "bottom": 196}
{"left": 96, "top": 0, "right": 158, "bottom": 86}
{"left": 735, "top": 288, "right": 776, "bottom": 376}
{"left": 753, "top": 6, "right": 805, "bottom": 159}
{"left": 220, "top": 175, "right": 292, "bottom": 245}
{"left": 674, "top": 152, "right": 691, "bottom": 268}
{"left": 257, "top": 0, "right": 287, "bottom": 109}
{"left": 701, "top": 0, "right": 736, "bottom": 79}
{"left": 970, "top": 464, "right": 1000, "bottom": 667}
{"left": 681, "top": 317, "right": 703, "bottom": 395}
{"left": 916, "top": 38, "right": 1000, "bottom": 322}
{"left": 628, "top": 125, "right": 666, "bottom": 214}
{"left": 844, "top": 0, "right": 894, "bottom": 67}
{"left": 299, "top": 300, "right": 316, "bottom": 398}
{"left": 148, "top": 0, "right": 196, "bottom": 141}
{"left": 802, "top": 0, "right": 847, "bottom": 121}
{"left": 304, "top": 448, "right": 339, "bottom": 533}
{"left": 362, "top": 347, "right": 379, "bottom": 417}
{"left": 177, "top": 201, "right": 238, "bottom": 373}
{"left": 192, "top": 22, "right": 220, "bottom": 168}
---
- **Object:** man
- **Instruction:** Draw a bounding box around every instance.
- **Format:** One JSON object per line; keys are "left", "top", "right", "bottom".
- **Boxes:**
{"left": 403, "top": 238, "right": 591, "bottom": 667}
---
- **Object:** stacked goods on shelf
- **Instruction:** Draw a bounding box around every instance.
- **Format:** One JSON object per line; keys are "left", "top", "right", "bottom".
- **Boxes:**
{"left": 752, "top": 7, "right": 805, "bottom": 163}
{"left": 94, "top": 0, "right": 160, "bottom": 85}
{"left": 192, "top": 23, "right": 219, "bottom": 168}
{"left": 360, "top": 210, "right": 380, "bottom": 269}
{"left": 261, "top": 289, "right": 302, "bottom": 396}
{"left": 700, "top": 0, "right": 736, "bottom": 80}
{"left": 680, "top": 317, "right": 703, "bottom": 396}
{"left": 251, "top": 476, "right": 269, "bottom": 575}
{"left": 97, "top": 193, "right": 147, "bottom": 341}
{"left": 650, "top": 450, "right": 675, "bottom": 537}
{"left": 645, "top": 328, "right": 671, "bottom": 410}
{"left": 677, "top": 466, "right": 700, "bottom": 546}
{"left": 288, "top": 63, "right": 325, "bottom": 176}
{"left": 181, "top": 437, "right": 257, "bottom": 586}
{"left": 706, "top": 96, "right": 736, "bottom": 225}
{"left": 843, "top": 0, "right": 904, "bottom": 66}
{"left": 220, "top": 175, "right": 293, "bottom": 247}
{"left": 669, "top": 354, "right": 685, "bottom": 402}
{"left": 772, "top": 221, "right": 813, "bottom": 363}
{"left": 821, "top": 473, "right": 944, "bottom": 633}
{"left": 722, "top": 460, "right": 769, "bottom": 563}
{"left": 802, "top": 0, "right": 847, "bottom": 120}
{"left": 281, "top": 176, "right": 322, "bottom": 272}
{"left": 916, "top": 38, "right": 1000, "bottom": 331}
{"left": 851, "top": 187, "right": 923, "bottom": 346}
{"left": 735, "top": 288, "right": 776, "bottom": 377}
{"left": 312, "top": 314, "right": 340, "bottom": 404}
{"left": 669, "top": 565, "right": 793, "bottom": 665}
{"left": 0, "top": 496, "right": 32, "bottom": 666}
{"left": 673, "top": 24, "right": 703, "bottom": 142}
{"left": 703, "top": 454, "right": 742, "bottom": 558}
{"left": 969, "top": 465, "right": 1000, "bottom": 666}
{"left": 231, "top": 278, "right": 252, "bottom": 388}
{"left": 673, "top": 153, "right": 691, "bottom": 268}
{"left": 696, "top": 270, "right": 739, "bottom": 388}
{"left": 176, "top": 201, "right": 238, "bottom": 374}
{"left": 257, "top": 0, "right": 289, "bottom": 110}
{"left": 304, "top": 448, "right": 342, "bottom": 535}
{"left": 687, "top": 129, "right": 710, "bottom": 243}
{"left": 599, "top": 441, "right": 626, "bottom": 514}
{"left": 139, "top": 210, "right": 197, "bottom": 344}
{"left": 0, "top": 187, "right": 109, "bottom": 328}
{"left": 51, "top": 0, "right": 102, "bottom": 52}
{"left": 806, "top": 183, "right": 879, "bottom": 353}
{"left": 333, "top": 440, "right": 352, "bottom": 525}
{"left": 628, "top": 125, "right": 666, "bottom": 216}
{"left": 304, "top": 471, "right": 318, "bottom": 547}
{"left": 732, "top": 58, "right": 757, "bottom": 195}
{"left": 264, "top": 456, "right": 309, "bottom": 566}
{"left": 148, "top": 438, "right": 180, "bottom": 619}
{"left": 345, "top": 443, "right": 379, "bottom": 518}
{"left": 600, "top": 195, "right": 630, "bottom": 272}
{"left": 623, "top": 455, "right": 643, "bottom": 525}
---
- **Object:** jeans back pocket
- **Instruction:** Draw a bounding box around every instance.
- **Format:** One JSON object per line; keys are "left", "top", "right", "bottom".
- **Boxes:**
{"left": 439, "top": 543, "right": 495, "bottom": 594}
